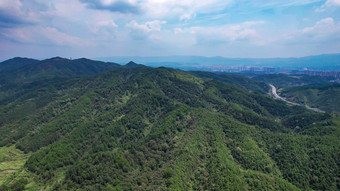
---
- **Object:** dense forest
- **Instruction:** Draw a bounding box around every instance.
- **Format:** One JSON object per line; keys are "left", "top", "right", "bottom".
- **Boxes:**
{"left": 0, "top": 58, "right": 339, "bottom": 191}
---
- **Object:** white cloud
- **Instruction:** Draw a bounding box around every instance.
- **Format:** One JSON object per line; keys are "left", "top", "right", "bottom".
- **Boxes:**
{"left": 80, "top": 0, "right": 233, "bottom": 20}
{"left": 325, "top": 0, "right": 340, "bottom": 5}
{"left": 174, "top": 28, "right": 184, "bottom": 34}
{"left": 126, "top": 20, "right": 167, "bottom": 40}
{"left": 126, "top": 20, "right": 149, "bottom": 32}
{"left": 284, "top": 17, "right": 340, "bottom": 43}
{"left": 243, "top": 21, "right": 266, "bottom": 26}
{"left": 0, "top": 0, "right": 22, "bottom": 10}
{"left": 0, "top": 0, "right": 42, "bottom": 26}
{"left": 0, "top": 26, "right": 90, "bottom": 46}
{"left": 126, "top": 20, "right": 166, "bottom": 32}
{"left": 316, "top": 0, "right": 340, "bottom": 11}
{"left": 146, "top": 20, "right": 167, "bottom": 31}
{"left": 180, "top": 12, "right": 196, "bottom": 21}
{"left": 44, "top": 0, "right": 86, "bottom": 18}
{"left": 43, "top": 27, "right": 89, "bottom": 46}
{"left": 143, "top": 0, "right": 232, "bottom": 19}
{"left": 97, "top": 20, "right": 118, "bottom": 28}
{"left": 302, "top": 17, "right": 334, "bottom": 33}
{"left": 91, "top": 20, "right": 118, "bottom": 35}
{"left": 174, "top": 21, "right": 265, "bottom": 46}
{"left": 254, "top": 0, "right": 322, "bottom": 8}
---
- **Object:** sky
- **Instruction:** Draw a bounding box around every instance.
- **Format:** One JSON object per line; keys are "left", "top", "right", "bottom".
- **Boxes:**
{"left": 0, "top": 0, "right": 340, "bottom": 61}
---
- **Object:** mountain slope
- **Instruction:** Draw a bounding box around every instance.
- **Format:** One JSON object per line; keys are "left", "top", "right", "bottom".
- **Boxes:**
{"left": 0, "top": 66, "right": 339, "bottom": 191}
{"left": 280, "top": 83, "right": 340, "bottom": 113}
{"left": 191, "top": 71, "right": 269, "bottom": 93}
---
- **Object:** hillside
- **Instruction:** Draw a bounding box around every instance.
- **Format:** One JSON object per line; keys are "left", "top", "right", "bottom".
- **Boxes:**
{"left": 0, "top": 62, "right": 339, "bottom": 191}
{"left": 280, "top": 83, "right": 340, "bottom": 113}
{"left": 191, "top": 71, "right": 269, "bottom": 93}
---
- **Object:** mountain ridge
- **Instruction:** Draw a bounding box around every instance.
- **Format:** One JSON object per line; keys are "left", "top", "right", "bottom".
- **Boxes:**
{"left": 0, "top": 57, "right": 339, "bottom": 191}
{"left": 0, "top": 57, "right": 40, "bottom": 72}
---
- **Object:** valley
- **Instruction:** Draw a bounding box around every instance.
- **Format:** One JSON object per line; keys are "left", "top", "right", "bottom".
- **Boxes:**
{"left": 269, "top": 84, "right": 325, "bottom": 113}
{"left": 1, "top": 1, "right": 339, "bottom": 190}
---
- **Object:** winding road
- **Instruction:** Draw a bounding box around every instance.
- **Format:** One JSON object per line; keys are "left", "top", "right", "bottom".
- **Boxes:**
{"left": 269, "top": 84, "right": 325, "bottom": 113}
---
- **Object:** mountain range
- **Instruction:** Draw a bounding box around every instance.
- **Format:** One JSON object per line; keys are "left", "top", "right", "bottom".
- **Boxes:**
{"left": 97, "top": 53, "right": 340, "bottom": 71}
{"left": 0, "top": 57, "right": 339, "bottom": 191}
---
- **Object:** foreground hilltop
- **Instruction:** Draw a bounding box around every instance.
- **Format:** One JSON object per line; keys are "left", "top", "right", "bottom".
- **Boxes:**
{"left": 0, "top": 57, "right": 339, "bottom": 190}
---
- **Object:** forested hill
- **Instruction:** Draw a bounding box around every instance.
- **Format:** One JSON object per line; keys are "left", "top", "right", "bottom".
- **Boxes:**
{"left": 280, "top": 83, "right": 340, "bottom": 113}
{"left": 0, "top": 57, "right": 121, "bottom": 84}
{"left": 0, "top": 57, "right": 39, "bottom": 72}
{"left": 191, "top": 71, "right": 269, "bottom": 93}
{"left": 0, "top": 60, "right": 339, "bottom": 190}
{"left": 0, "top": 57, "right": 130, "bottom": 107}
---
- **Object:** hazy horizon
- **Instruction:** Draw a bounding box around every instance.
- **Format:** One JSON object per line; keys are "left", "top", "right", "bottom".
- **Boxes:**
{"left": 2, "top": 52, "right": 340, "bottom": 63}
{"left": 1, "top": 0, "right": 340, "bottom": 60}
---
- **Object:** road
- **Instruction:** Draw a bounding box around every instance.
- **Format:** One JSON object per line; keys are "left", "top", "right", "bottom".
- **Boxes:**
{"left": 269, "top": 84, "right": 325, "bottom": 113}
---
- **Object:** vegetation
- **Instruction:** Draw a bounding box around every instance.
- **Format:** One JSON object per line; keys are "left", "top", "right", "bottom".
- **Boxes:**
{"left": 191, "top": 71, "right": 269, "bottom": 93}
{"left": 0, "top": 146, "right": 30, "bottom": 185}
{"left": 0, "top": 57, "right": 39, "bottom": 72}
{"left": 280, "top": 83, "right": 340, "bottom": 113}
{"left": 0, "top": 57, "right": 339, "bottom": 190}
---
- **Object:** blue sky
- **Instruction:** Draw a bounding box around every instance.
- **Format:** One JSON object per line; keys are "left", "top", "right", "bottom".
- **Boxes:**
{"left": 0, "top": 0, "right": 339, "bottom": 60}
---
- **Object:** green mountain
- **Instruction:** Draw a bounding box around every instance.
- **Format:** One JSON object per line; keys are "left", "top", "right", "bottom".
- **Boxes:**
{"left": 0, "top": 57, "right": 122, "bottom": 108}
{"left": 0, "top": 60, "right": 339, "bottom": 191}
{"left": 124, "top": 61, "right": 143, "bottom": 68}
{"left": 280, "top": 83, "right": 340, "bottom": 113}
{"left": 0, "top": 57, "right": 39, "bottom": 72}
{"left": 191, "top": 71, "right": 269, "bottom": 93}
{"left": 0, "top": 57, "right": 121, "bottom": 84}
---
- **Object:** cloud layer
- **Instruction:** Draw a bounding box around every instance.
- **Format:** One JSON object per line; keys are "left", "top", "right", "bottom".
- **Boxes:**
{"left": 0, "top": 0, "right": 339, "bottom": 60}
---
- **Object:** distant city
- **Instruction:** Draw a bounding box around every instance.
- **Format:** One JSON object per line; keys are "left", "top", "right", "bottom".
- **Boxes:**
{"left": 100, "top": 54, "right": 340, "bottom": 78}
{"left": 196, "top": 65, "right": 340, "bottom": 79}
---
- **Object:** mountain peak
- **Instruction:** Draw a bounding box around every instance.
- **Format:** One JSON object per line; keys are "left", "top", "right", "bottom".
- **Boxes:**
{"left": 124, "top": 61, "right": 142, "bottom": 68}
{"left": 2, "top": 57, "right": 39, "bottom": 63}
{"left": 48, "top": 56, "right": 68, "bottom": 61}
{"left": 0, "top": 57, "right": 40, "bottom": 72}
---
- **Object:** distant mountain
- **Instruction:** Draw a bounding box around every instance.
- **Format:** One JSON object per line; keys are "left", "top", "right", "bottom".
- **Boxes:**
{"left": 1, "top": 62, "right": 339, "bottom": 190}
{"left": 124, "top": 61, "right": 143, "bottom": 68}
{"left": 9, "top": 57, "right": 121, "bottom": 78}
{"left": 0, "top": 57, "right": 128, "bottom": 107}
{"left": 0, "top": 57, "right": 122, "bottom": 84}
{"left": 98, "top": 53, "right": 340, "bottom": 71}
{"left": 0, "top": 57, "right": 39, "bottom": 72}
